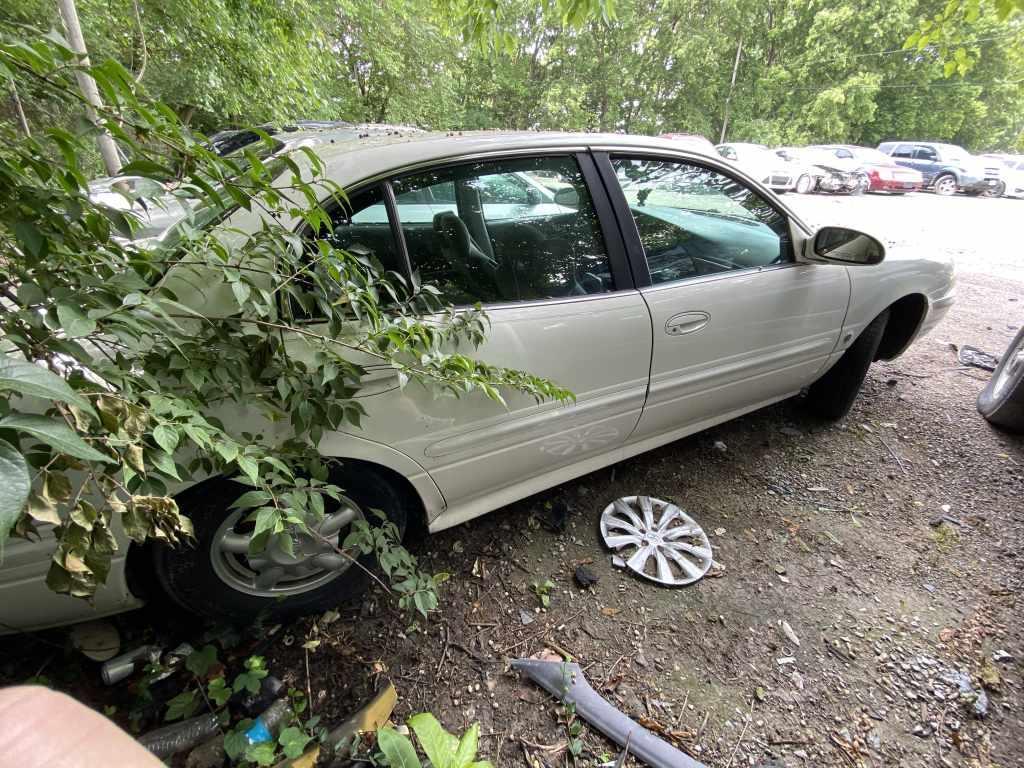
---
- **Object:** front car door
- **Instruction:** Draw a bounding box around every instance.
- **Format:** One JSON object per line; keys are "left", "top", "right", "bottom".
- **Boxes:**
{"left": 912, "top": 145, "right": 940, "bottom": 184}
{"left": 594, "top": 152, "right": 850, "bottom": 449}
{"left": 324, "top": 153, "right": 653, "bottom": 523}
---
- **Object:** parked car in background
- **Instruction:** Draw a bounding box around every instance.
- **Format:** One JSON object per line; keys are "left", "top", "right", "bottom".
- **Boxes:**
{"left": 877, "top": 141, "right": 1000, "bottom": 196}
{"left": 810, "top": 145, "right": 922, "bottom": 194}
{"left": 982, "top": 154, "right": 1024, "bottom": 199}
{"left": 773, "top": 147, "right": 820, "bottom": 193}
{"left": 2, "top": 131, "right": 955, "bottom": 630}
{"left": 661, "top": 133, "right": 716, "bottom": 154}
{"left": 715, "top": 142, "right": 796, "bottom": 192}
{"left": 776, "top": 147, "right": 868, "bottom": 195}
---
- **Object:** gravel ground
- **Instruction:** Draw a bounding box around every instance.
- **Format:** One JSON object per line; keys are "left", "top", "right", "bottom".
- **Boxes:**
{"left": 2, "top": 192, "right": 1021, "bottom": 768}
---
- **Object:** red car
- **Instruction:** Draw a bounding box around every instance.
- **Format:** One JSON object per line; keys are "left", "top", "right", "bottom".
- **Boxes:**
{"left": 811, "top": 145, "right": 923, "bottom": 193}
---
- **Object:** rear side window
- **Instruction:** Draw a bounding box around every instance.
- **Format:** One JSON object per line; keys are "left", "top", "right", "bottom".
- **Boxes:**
{"left": 611, "top": 157, "right": 788, "bottom": 285}
{"left": 389, "top": 156, "right": 613, "bottom": 305}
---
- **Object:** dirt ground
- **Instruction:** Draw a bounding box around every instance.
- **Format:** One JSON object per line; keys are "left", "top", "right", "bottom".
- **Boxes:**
{"left": 2, "top": 192, "right": 1022, "bottom": 767}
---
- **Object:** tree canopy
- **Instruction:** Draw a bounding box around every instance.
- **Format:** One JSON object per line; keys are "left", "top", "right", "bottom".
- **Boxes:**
{"left": 4, "top": 0, "right": 1022, "bottom": 151}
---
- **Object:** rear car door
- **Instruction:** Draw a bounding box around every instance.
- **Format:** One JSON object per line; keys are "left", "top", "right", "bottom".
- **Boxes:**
{"left": 328, "top": 153, "right": 653, "bottom": 512}
{"left": 596, "top": 153, "right": 849, "bottom": 445}
{"left": 888, "top": 143, "right": 918, "bottom": 174}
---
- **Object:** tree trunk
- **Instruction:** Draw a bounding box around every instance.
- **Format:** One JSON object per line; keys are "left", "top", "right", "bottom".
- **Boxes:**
{"left": 719, "top": 37, "right": 743, "bottom": 144}
{"left": 9, "top": 82, "right": 31, "bottom": 137}
{"left": 56, "top": 0, "right": 121, "bottom": 176}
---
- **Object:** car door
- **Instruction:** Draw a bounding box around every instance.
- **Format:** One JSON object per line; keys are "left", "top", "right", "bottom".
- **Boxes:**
{"left": 912, "top": 145, "right": 940, "bottom": 184}
{"left": 889, "top": 143, "right": 917, "bottom": 174}
{"left": 595, "top": 152, "right": 849, "bottom": 445}
{"left": 327, "top": 153, "right": 653, "bottom": 513}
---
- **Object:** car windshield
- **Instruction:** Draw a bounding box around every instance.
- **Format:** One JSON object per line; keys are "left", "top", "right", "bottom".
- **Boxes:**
{"left": 935, "top": 143, "right": 970, "bottom": 163}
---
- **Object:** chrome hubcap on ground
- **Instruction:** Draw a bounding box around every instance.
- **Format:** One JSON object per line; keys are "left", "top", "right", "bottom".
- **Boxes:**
{"left": 210, "top": 496, "right": 363, "bottom": 596}
{"left": 992, "top": 335, "right": 1024, "bottom": 401}
{"left": 600, "top": 496, "right": 713, "bottom": 586}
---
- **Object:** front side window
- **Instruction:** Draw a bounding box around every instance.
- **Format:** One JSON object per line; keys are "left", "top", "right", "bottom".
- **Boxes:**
{"left": 914, "top": 146, "right": 938, "bottom": 161}
{"left": 390, "top": 156, "right": 612, "bottom": 305}
{"left": 611, "top": 157, "right": 788, "bottom": 285}
{"left": 892, "top": 144, "right": 915, "bottom": 158}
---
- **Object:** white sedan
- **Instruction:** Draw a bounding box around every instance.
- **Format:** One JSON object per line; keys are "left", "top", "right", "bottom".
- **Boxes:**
{"left": 1, "top": 132, "right": 955, "bottom": 628}
{"left": 715, "top": 142, "right": 798, "bottom": 192}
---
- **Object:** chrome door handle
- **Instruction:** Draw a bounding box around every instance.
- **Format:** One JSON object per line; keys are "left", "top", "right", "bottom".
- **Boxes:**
{"left": 664, "top": 311, "right": 710, "bottom": 337}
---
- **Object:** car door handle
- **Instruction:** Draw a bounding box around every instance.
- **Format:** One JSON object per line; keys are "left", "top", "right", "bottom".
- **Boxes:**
{"left": 664, "top": 311, "right": 710, "bottom": 337}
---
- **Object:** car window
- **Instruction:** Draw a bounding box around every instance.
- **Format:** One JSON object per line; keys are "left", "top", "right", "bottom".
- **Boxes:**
{"left": 914, "top": 146, "right": 938, "bottom": 161}
{"left": 389, "top": 156, "right": 612, "bottom": 306}
{"left": 836, "top": 148, "right": 853, "bottom": 159}
{"left": 716, "top": 146, "right": 737, "bottom": 161}
{"left": 892, "top": 145, "right": 915, "bottom": 158}
{"left": 611, "top": 157, "right": 789, "bottom": 285}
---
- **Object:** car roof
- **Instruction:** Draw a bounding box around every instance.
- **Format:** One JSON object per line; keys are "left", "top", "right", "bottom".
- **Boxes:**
{"left": 308, "top": 130, "right": 721, "bottom": 187}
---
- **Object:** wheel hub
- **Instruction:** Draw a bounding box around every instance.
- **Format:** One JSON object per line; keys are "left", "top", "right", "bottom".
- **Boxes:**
{"left": 210, "top": 496, "right": 364, "bottom": 597}
{"left": 600, "top": 496, "right": 713, "bottom": 586}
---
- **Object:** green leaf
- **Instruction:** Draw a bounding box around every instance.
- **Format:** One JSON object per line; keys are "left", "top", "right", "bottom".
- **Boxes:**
{"left": 377, "top": 727, "right": 423, "bottom": 768}
{"left": 0, "top": 358, "right": 96, "bottom": 417}
{"left": 164, "top": 689, "right": 199, "bottom": 722}
{"left": 245, "top": 742, "right": 278, "bottom": 766}
{"left": 231, "top": 490, "right": 272, "bottom": 510}
{"left": 452, "top": 723, "right": 480, "bottom": 768}
{"left": 153, "top": 424, "right": 180, "bottom": 454}
{"left": 278, "top": 726, "right": 313, "bottom": 759}
{"left": 237, "top": 455, "right": 260, "bottom": 484}
{"left": 186, "top": 644, "right": 218, "bottom": 677}
{"left": 0, "top": 439, "right": 31, "bottom": 553}
{"left": 56, "top": 302, "right": 96, "bottom": 338}
{"left": 14, "top": 221, "right": 43, "bottom": 258}
{"left": 223, "top": 723, "right": 252, "bottom": 760}
{"left": 0, "top": 414, "right": 113, "bottom": 463}
{"left": 409, "top": 713, "right": 458, "bottom": 768}
{"left": 207, "top": 676, "right": 231, "bottom": 707}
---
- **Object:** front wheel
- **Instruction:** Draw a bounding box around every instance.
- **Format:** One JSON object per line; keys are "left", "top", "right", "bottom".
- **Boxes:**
{"left": 933, "top": 174, "right": 957, "bottom": 196}
{"left": 977, "top": 327, "right": 1024, "bottom": 432}
{"left": 805, "top": 310, "right": 890, "bottom": 420}
{"left": 151, "top": 467, "right": 410, "bottom": 623}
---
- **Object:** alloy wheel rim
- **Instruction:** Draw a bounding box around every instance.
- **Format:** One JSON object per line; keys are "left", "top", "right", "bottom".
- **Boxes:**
{"left": 600, "top": 496, "right": 713, "bottom": 586}
{"left": 935, "top": 177, "right": 956, "bottom": 195}
{"left": 210, "top": 495, "right": 364, "bottom": 597}
{"left": 992, "top": 335, "right": 1024, "bottom": 401}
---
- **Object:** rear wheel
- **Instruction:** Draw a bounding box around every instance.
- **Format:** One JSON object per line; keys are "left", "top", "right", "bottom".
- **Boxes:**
{"left": 151, "top": 467, "right": 410, "bottom": 623}
{"left": 981, "top": 181, "right": 1006, "bottom": 198}
{"left": 933, "top": 174, "right": 957, "bottom": 196}
{"left": 805, "top": 310, "right": 890, "bottom": 420}
{"left": 977, "top": 327, "right": 1024, "bottom": 432}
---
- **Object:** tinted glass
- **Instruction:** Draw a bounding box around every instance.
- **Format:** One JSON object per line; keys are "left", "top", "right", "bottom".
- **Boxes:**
{"left": 390, "top": 156, "right": 612, "bottom": 305}
{"left": 325, "top": 186, "right": 402, "bottom": 273}
{"left": 612, "top": 157, "right": 788, "bottom": 285}
{"left": 914, "top": 146, "right": 938, "bottom": 161}
{"left": 892, "top": 145, "right": 914, "bottom": 158}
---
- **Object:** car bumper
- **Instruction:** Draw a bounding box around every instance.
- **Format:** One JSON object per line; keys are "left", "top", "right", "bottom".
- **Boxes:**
{"left": 872, "top": 178, "right": 921, "bottom": 192}
{"left": 958, "top": 175, "right": 998, "bottom": 194}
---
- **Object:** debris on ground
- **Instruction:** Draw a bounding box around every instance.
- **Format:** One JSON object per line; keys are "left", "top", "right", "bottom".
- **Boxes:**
{"left": 574, "top": 565, "right": 599, "bottom": 589}
{"left": 957, "top": 344, "right": 1000, "bottom": 371}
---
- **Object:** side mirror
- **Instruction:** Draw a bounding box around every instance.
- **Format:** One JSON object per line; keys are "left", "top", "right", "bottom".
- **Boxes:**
{"left": 525, "top": 187, "right": 542, "bottom": 206}
{"left": 812, "top": 226, "right": 885, "bottom": 265}
{"left": 553, "top": 187, "right": 579, "bottom": 208}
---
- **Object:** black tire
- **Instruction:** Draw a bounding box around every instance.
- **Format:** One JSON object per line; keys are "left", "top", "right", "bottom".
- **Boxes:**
{"left": 932, "top": 174, "right": 957, "bottom": 196}
{"left": 981, "top": 181, "right": 1006, "bottom": 198}
{"left": 977, "top": 326, "right": 1024, "bottom": 432}
{"left": 805, "top": 309, "right": 891, "bottom": 420}
{"left": 151, "top": 467, "right": 409, "bottom": 623}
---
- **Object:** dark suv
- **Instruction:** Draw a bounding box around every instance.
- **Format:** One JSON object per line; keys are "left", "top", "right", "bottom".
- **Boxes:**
{"left": 877, "top": 141, "right": 1000, "bottom": 196}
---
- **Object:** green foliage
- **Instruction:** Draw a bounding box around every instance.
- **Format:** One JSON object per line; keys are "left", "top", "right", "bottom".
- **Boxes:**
{"left": 376, "top": 715, "right": 493, "bottom": 768}
{"left": 0, "top": 29, "right": 572, "bottom": 604}
{"left": 530, "top": 578, "right": 555, "bottom": 608}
